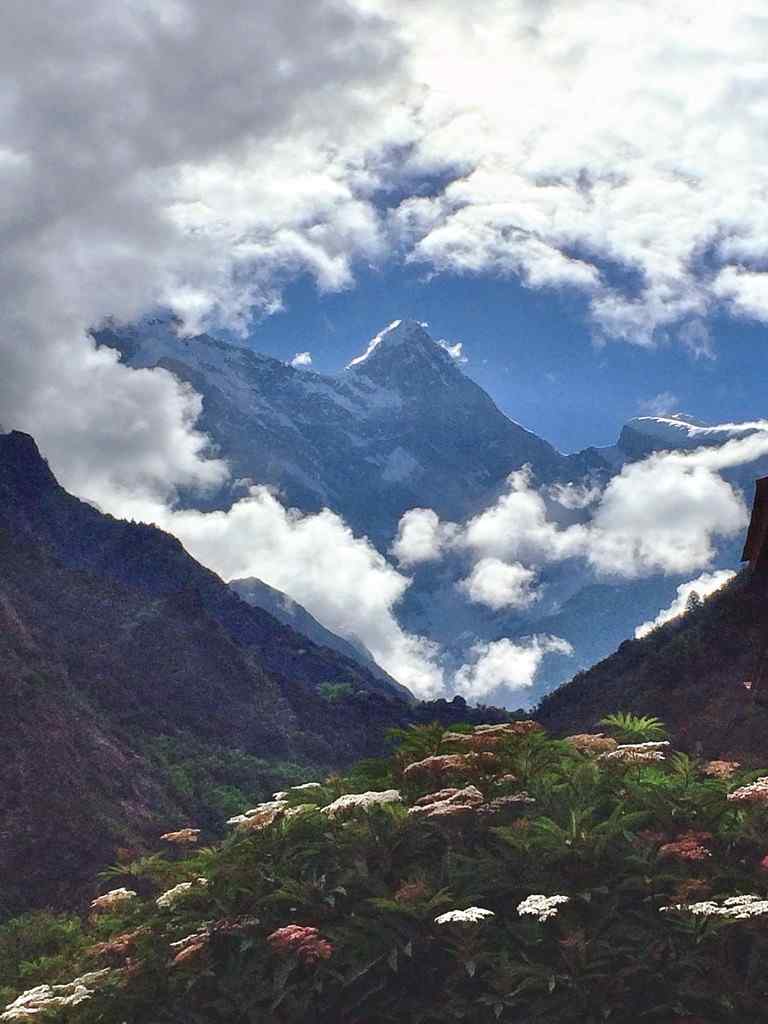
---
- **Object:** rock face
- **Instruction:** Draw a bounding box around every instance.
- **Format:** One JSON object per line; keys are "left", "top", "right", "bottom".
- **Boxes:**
{"left": 95, "top": 317, "right": 597, "bottom": 544}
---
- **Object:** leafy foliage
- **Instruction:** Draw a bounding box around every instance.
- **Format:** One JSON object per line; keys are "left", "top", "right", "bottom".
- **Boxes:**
{"left": 317, "top": 682, "right": 355, "bottom": 703}
{"left": 599, "top": 711, "right": 669, "bottom": 743}
{"left": 8, "top": 715, "right": 768, "bottom": 1022}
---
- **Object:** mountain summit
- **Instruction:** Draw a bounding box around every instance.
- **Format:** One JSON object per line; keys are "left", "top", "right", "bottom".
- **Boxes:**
{"left": 346, "top": 319, "right": 458, "bottom": 389}
{"left": 96, "top": 318, "right": 581, "bottom": 542}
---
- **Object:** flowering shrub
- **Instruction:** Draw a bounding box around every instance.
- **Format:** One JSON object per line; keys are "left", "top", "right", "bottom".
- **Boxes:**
{"left": 727, "top": 775, "right": 768, "bottom": 802}
{"left": 267, "top": 926, "right": 333, "bottom": 963}
{"left": 155, "top": 879, "right": 207, "bottom": 909}
{"left": 658, "top": 831, "right": 713, "bottom": 862}
{"left": 0, "top": 970, "right": 111, "bottom": 1021}
{"left": 89, "top": 888, "right": 136, "bottom": 913}
{"left": 319, "top": 789, "right": 401, "bottom": 817}
{"left": 564, "top": 733, "right": 618, "bottom": 754}
{"left": 434, "top": 907, "right": 494, "bottom": 925}
{"left": 517, "top": 894, "right": 570, "bottom": 922}
{"left": 599, "top": 741, "right": 670, "bottom": 764}
{"left": 703, "top": 759, "right": 741, "bottom": 778}
{"left": 160, "top": 828, "right": 200, "bottom": 845}
{"left": 7, "top": 714, "right": 768, "bottom": 1022}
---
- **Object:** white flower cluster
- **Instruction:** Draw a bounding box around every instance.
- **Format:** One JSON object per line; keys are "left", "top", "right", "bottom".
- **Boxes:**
{"left": 517, "top": 894, "right": 570, "bottom": 922}
{"left": 727, "top": 777, "right": 768, "bottom": 803}
{"left": 661, "top": 895, "right": 768, "bottom": 920}
{"left": 599, "top": 741, "right": 669, "bottom": 764}
{"left": 1, "top": 970, "right": 111, "bottom": 1021}
{"left": 227, "top": 799, "right": 288, "bottom": 827}
{"left": 273, "top": 782, "right": 323, "bottom": 800}
{"left": 434, "top": 907, "right": 495, "bottom": 925}
{"left": 89, "top": 887, "right": 137, "bottom": 912}
{"left": 156, "top": 878, "right": 208, "bottom": 909}
{"left": 320, "top": 790, "right": 402, "bottom": 818}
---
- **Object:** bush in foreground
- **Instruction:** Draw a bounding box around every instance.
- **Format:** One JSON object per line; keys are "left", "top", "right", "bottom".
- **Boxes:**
{"left": 6, "top": 718, "right": 768, "bottom": 1022}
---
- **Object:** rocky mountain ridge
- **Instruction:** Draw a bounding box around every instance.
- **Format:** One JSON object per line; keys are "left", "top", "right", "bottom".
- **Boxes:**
{"left": 92, "top": 317, "right": 768, "bottom": 707}
{"left": 95, "top": 317, "right": 608, "bottom": 543}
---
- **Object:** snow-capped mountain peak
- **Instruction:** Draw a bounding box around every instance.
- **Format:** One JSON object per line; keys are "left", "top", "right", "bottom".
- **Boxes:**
{"left": 344, "top": 318, "right": 460, "bottom": 391}
{"left": 346, "top": 319, "right": 434, "bottom": 368}
{"left": 622, "top": 414, "right": 764, "bottom": 451}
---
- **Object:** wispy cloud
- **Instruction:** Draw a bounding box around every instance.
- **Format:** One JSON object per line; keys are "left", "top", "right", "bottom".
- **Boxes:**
{"left": 639, "top": 392, "right": 679, "bottom": 417}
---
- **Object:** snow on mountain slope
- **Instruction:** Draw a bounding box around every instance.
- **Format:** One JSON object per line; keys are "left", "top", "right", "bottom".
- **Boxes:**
{"left": 95, "top": 317, "right": 591, "bottom": 545}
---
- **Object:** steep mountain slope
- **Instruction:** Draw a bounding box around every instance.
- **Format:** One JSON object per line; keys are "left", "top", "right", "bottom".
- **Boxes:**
{"left": 0, "top": 431, "right": 520, "bottom": 912}
{"left": 537, "top": 568, "right": 768, "bottom": 760}
{"left": 0, "top": 431, "right": 418, "bottom": 909}
{"left": 0, "top": 431, "right": 407, "bottom": 704}
{"left": 95, "top": 317, "right": 606, "bottom": 543}
{"left": 228, "top": 576, "right": 405, "bottom": 694}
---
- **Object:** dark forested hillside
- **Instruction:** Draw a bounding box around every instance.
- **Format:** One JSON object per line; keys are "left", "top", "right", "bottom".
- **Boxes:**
{"left": 538, "top": 570, "right": 768, "bottom": 761}
{"left": 0, "top": 432, "right": 415, "bottom": 910}
{"left": 0, "top": 431, "right": 515, "bottom": 913}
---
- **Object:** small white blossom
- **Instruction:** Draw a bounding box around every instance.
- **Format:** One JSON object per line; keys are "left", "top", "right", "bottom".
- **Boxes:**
{"left": 89, "top": 887, "right": 137, "bottom": 912}
{"left": 661, "top": 894, "right": 768, "bottom": 920}
{"left": 1, "top": 970, "right": 112, "bottom": 1021}
{"left": 226, "top": 799, "right": 288, "bottom": 828}
{"left": 599, "top": 742, "right": 669, "bottom": 765}
{"left": 156, "top": 878, "right": 208, "bottom": 909}
{"left": 434, "top": 907, "right": 495, "bottom": 925}
{"left": 517, "top": 894, "right": 570, "bottom": 922}
{"left": 320, "top": 790, "right": 401, "bottom": 818}
{"left": 272, "top": 791, "right": 289, "bottom": 801}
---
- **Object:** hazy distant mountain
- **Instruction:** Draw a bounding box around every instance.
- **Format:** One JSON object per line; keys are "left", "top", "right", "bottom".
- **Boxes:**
{"left": 229, "top": 575, "right": 409, "bottom": 696}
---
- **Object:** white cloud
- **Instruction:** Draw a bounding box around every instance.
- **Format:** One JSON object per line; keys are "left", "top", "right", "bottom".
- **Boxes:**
{"left": 398, "top": 426, "right": 768, "bottom": 611}
{"left": 437, "top": 338, "right": 467, "bottom": 363}
{"left": 290, "top": 351, "right": 313, "bottom": 368}
{"left": 585, "top": 445, "right": 749, "bottom": 577}
{"left": 0, "top": 0, "right": 409, "bottom": 509}
{"left": 5, "top": 3, "right": 768, "bottom": 513}
{"left": 7, "top": 0, "right": 768, "bottom": 515}
{"left": 391, "top": 507, "right": 458, "bottom": 565}
{"left": 462, "top": 468, "right": 587, "bottom": 565}
{"left": 679, "top": 320, "right": 715, "bottom": 361}
{"left": 546, "top": 481, "right": 602, "bottom": 511}
{"left": 383, "top": 0, "right": 768, "bottom": 345}
{"left": 114, "top": 486, "right": 444, "bottom": 699}
{"left": 454, "top": 636, "right": 573, "bottom": 699}
{"left": 639, "top": 392, "right": 679, "bottom": 417}
{"left": 714, "top": 267, "right": 768, "bottom": 321}
{"left": 458, "top": 557, "right": 537, "bottom": 611}
{"left": 635, "top": 569, "right": 736, "bottom": 638}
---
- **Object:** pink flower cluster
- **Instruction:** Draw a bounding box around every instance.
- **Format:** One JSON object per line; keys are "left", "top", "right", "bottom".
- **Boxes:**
{"left": 658, "top": 831, "right": 713, "bottom": 862}
{"left": 267, "top": 925, "right": 333, "bottom": 964}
